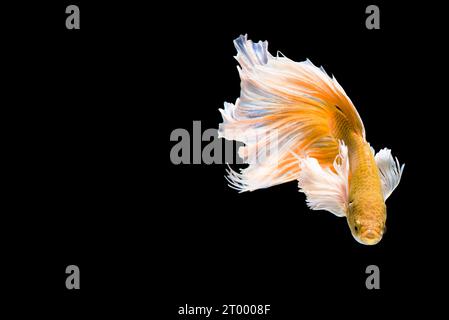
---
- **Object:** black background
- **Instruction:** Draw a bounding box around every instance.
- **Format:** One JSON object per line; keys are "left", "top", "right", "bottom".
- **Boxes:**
{"left": 4, "top": 1, "right": 446, "bottom": 317}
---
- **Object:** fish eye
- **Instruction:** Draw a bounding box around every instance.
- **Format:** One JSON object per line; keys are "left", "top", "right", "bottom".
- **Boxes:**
{"left": 353, "top": 219, "right": 361, "bottom": 233}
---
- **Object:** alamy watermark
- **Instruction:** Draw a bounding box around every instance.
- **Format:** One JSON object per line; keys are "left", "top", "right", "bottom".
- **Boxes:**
{"left": 365, "top": 264, "right": 380, "bottom": 289}
{"left": 65, "top": 264, "right": 80, "bottom": 290}
{"left": 365, "top": 5, "right": 380, "bottom": 30}
{"left": 66, "top": 5, "right": 80, "bottom": 30}
{"left": 169, "top": 121, "right": 280, "bottom": 165}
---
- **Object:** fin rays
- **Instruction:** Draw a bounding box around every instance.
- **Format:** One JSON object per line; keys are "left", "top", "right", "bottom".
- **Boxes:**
{"left": 375, "top": 148, "right": 405, "bottom": 200}
{"left": 295, "top": 142, "right": 349, "bottom": 217}
{"left": 219, "top": 35, "right": 363, "bottom": 192}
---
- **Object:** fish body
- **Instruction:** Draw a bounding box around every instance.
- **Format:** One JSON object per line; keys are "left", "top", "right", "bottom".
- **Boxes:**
{"left": 346, "top": 133, "right": 386, "bottom": 244}
{"left": 219, "top": 35, "right": 404, "bottom": 245}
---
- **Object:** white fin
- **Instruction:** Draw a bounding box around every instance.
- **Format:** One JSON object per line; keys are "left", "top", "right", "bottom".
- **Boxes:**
{"left": 375, "top": 148, "right": 404, "bottom": 200}
{"left": 219, "top": 35, "right": 364, "bottom": 192}
{"left": 295, "top": 142, "right": 349, "bottom": 217}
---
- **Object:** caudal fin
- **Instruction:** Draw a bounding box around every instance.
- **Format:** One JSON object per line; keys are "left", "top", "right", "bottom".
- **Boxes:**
{"left": 219, "top": 35, "right": 365, "bottom": 192}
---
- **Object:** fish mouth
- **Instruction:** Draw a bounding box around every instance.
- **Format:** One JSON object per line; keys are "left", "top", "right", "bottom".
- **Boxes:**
{"left": 359, "top": 229, "right": 382, "bottom": 245}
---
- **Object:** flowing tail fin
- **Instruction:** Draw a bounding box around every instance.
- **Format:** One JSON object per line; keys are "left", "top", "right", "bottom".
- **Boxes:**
{"left": 219, "top": 35, "right": 365, "bottom": 192}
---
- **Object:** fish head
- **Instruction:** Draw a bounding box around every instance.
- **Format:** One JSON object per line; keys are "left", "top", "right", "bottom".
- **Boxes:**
{"left": 347, "top": 198, "right": 386, "bottom": 245}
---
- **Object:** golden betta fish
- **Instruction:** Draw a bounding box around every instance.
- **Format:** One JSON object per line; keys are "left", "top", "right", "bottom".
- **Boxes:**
{"left": 219, "top": 35, "right": 404, "bottom": 245}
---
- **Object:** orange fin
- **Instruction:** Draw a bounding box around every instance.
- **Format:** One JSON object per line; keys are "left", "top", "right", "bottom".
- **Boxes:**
{"left": 219, "top": 35, "right": 365, "bottom": 192}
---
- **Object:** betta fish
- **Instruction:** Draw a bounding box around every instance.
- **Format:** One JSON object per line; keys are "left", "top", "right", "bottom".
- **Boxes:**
{"left": 219, "top": 35, "right": 404, "bottom": 245}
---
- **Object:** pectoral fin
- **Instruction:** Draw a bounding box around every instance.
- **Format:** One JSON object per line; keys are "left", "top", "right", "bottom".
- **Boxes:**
{"left": 295, "top": 142, "right": 349, "bottom": 217}
{"left": 375, "top": 148, "right": 404, "bottom": 200}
